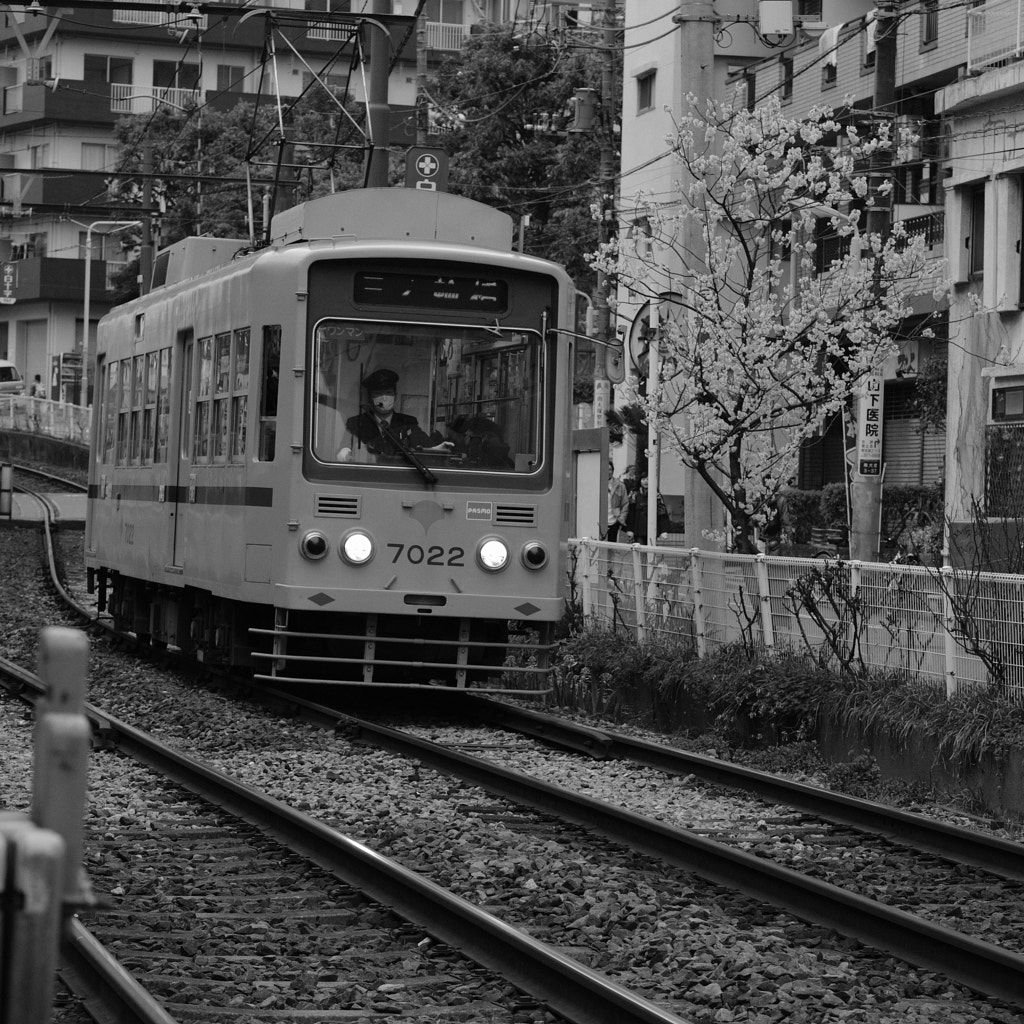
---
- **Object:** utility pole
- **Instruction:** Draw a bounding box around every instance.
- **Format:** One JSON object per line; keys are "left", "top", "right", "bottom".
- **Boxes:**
{"left": 590, "top": 0, "right": 618, "bottom": 434}
{"left": 416, "top": 6, "right": 428, "bottom": 147}
{"left": 139, "top": 144, "right": 153, "bottom": 297}
{"left": 364, "top": 0, "right": 391, "bottom": 188}
{"left": 849, "top": 0, "right": 897, "bottom": 562}
{"left": 674, "top": 0, "right": 719, "bottom": 550}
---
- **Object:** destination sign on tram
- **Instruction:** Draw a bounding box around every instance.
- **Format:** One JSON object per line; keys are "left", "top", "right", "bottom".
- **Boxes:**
{"left": 354, "top": 271, "right": 508, "bottom": 313}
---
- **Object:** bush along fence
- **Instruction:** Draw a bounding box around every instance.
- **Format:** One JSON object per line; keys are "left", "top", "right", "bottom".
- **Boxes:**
{"left": 568, "top": 539, "right": 1024, "bottom": 702}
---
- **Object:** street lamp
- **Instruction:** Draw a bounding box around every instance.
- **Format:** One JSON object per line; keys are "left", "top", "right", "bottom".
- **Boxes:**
{"left": 82, "top": 220, "right": 141, "bottom": 405}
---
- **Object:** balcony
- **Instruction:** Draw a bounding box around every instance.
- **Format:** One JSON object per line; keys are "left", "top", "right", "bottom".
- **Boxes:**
{"left": 426, "top": 21, "right": 467, "bottom": 51}
{"left": 968, "top": 0, "right": 1024, "bottom": 73}
{"left": 0, "top": 256, "right": 117, "bottom": 304}
{"left": 112, "top": 6, "right": 208, "bottom": 30}
{"left": 110, "top": 83, "right": 200, "bottom": 115}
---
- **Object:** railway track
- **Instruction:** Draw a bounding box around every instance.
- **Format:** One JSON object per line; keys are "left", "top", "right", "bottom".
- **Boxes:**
{"left": 6, "top": 460, "right": 1024, "bottom": 1022}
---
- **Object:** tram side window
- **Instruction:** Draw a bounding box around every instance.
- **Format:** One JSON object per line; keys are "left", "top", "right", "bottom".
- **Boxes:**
{"left": 258, "top": 324, "right": 281, "bottom": 462}
{"left": 141, "top": 352, "right": 157, "bottom": 465}
{"left": 193, "top": 336, "right": 213, "bottom": 462}
{"left": 116, "top": 360, "right": 131, "bottom": 464}
{"left": 102, "top": 360, "right": 117, "bottom": 464}
{"left": 130, "top": 355, "right": 144, "bottom": 464}
{"left": 155, "top": 348, "right": 172, "bottom": 463}
{"left": 232, "top": 328, "right": 250, "bottom": 460}
{"left": 212, "top": 331, "right": 231, "bottom": 460}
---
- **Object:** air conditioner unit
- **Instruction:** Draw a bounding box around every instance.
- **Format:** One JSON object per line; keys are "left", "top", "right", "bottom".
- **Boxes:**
{"left": 985, "top": 370, "right": 1024, "bottom": 425}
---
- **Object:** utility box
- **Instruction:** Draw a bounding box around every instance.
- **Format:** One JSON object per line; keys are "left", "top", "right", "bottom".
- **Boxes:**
{"left": 759, "top": 0, "right": 794, "bottom": 35}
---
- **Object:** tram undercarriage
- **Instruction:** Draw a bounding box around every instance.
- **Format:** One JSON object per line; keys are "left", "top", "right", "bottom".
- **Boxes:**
{"left": 89, "top": 569, "right": 554, "bottom": 690}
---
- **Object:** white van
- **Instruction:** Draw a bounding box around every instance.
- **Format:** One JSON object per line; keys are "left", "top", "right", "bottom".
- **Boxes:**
{"left": 0, "top": 360, "right": 24, "bottom": 395}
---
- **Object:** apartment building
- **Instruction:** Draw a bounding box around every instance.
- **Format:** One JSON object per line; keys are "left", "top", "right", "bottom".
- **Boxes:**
{"left": 0, "top": 0, "right": 576, "bottom": 400}
{"left": 937, "top": 4, "right": 1024, "bottom": 552}
{"left": 618, "top": 0, "right": 961, "bottom": 547}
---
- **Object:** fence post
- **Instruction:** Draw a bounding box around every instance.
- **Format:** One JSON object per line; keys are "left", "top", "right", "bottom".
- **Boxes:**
{"left": 34, "top": 627, "right": 91, "bottom": 905}
{"left": 689, "top": 548, "right": 707, "bottom": 657}
{"left": 754, "top": 554, "right": 775, "bottom": 649}
{"left": 631, "top": 544, "right": 646, "bottom": 645}
{"left": 849, "top": 559, "right": 862, "bottom": 663}
{"left": 0, "top": 815, "right": 65, "bottom": 1024}
{"left": 941, "top": 565, "right": 958, "bottom": 698}
{"left": 579, "top": 539, "right": 594, "bottom": 623}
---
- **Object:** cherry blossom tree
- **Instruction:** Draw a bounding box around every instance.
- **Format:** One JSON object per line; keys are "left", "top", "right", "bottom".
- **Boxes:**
{"left": 597, "top": 95, "right": 942, "bottom": 553}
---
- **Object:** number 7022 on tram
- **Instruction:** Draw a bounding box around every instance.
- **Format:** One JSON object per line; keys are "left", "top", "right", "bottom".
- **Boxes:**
{"left": 85, "top": 187, "right": 576, "bottom": 693}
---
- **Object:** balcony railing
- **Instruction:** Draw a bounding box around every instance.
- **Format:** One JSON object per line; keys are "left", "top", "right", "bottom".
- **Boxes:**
{"left": 901, "top": 210, "right": 945, "bottom": 249}
{"left": 112, "top": 5, "right": 208, "bottom": 30}
{"left": 426, "top": 21, "right": 467, "bottom": 51}
{"left": 110, "top": 84, "right": 200, "bottom": 114}
{"left": 968, "top": 0, "right": 1024, "bottom": 72}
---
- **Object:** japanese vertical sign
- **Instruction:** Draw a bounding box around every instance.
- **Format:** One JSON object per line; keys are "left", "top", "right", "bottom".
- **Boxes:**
{"left": 856, "top": 374, "right": 884, "bottom": 477}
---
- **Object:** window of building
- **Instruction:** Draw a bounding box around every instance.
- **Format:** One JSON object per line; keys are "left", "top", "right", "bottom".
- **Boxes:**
{"left": 11, "top": 231, "right": 46, "bottom": 260}
{"left": 81, "top": 142, "right": 116, "bottom": 171}
{"left": 969, "top": 182, "right": 985, "bottom": 277}
{"left": 798, "top": 0, "right": 822, "bottom": 16}
{"left": 780, "top": 57, "right": 793, "bottom": 100}
{"left": 863, "top": 20, "right": 877, "bottom": 69}
{"left": 425, "top": 0, "right": 464, "bottom": 21}
{"left": 637, "top": 70, "right": 655, "bottom": 113}
{"left": 84, "top": 54, "right": 132, "bottom": 85}
{"left": 304, "top": 0, "right": 351, "bottom": 9}
{"left": 153, "top": 61, "right": 200, "bottom": 90}
{"left": 77, "top": 231, "right": 121, "bottom": 262}
{"left": 28, "top": 144, "right": 48, "bottom": 169}
{"left": 822, "top": 62, "right": 836, "bottom": 87}
{"left": 301, "top": 71, "right": 347, "bottom": 94}
{"left": 216, "top": 65, "right": 245, "bottom": 93}
{"left": 921, "top": 0, "right": 938, "bottom": 46}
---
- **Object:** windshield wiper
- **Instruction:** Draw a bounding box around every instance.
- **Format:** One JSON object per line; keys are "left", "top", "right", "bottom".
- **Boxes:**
{"left": 376, "top": 418, "right": 437, "bottom": 485}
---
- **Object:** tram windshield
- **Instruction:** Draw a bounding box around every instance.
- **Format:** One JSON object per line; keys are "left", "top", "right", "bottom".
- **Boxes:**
{"left": 311, "top": 319, "right": 544, "bottom": 474}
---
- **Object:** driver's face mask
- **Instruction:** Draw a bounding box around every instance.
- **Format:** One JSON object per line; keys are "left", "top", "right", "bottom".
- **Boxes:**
{"left": 371, "top": 392, "right": 395, "bottom": 415}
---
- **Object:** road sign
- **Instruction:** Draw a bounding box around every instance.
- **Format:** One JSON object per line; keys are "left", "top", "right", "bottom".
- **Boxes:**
{"left": 856, "top": 374, "right": 884, "bottom": 477}
{"left": 1, "top": 262, "right": 16, "bottom": 305}
{"left": 405, "top": 147, "right": 449, "bottom": 192}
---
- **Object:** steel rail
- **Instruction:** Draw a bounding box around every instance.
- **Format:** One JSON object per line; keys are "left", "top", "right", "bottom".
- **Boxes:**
{"left": 466, "top": 696, "right": 1024, "bottom": 882}
{"left": 85, "top": 706, "right": 690, "bottom": 1024}
{"left": 341, "top": 711, "right": 1024, "bottom": 1009}
{"left": 59, "top": 917, "right": 178, "bottom": 1024}
{"left": 0, "top": 659, "right": 684, "bottom": 1024}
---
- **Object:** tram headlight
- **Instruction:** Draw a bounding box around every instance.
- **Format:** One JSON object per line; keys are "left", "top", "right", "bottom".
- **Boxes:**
{"left": 299, "top": 530, "right": 330, "bottom": 561}
{"left": 521, "top": 541, "right": 548, "bottom": 570}
{"left": 477, "top": 537, "right": 510, "bottom": 572}
{"left": 340, "top": 530, "right": 374, "bottom": 565}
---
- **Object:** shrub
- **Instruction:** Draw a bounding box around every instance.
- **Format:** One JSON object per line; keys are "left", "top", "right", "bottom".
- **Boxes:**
{"left": 819, "top": 482, "right": 848, "bottom": 529}
{"left": 783, "top": 488, "right": 824, "bottom": 544}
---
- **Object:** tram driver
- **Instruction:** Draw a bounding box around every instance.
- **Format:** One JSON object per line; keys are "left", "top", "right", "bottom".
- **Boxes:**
{"left": 336, "top": 368, "right": 453, "bottom": 462}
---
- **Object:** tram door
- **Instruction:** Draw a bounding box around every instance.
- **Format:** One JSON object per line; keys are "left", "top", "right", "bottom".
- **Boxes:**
{"left": 170, "top": 332, "right": 194, "bottom": 569}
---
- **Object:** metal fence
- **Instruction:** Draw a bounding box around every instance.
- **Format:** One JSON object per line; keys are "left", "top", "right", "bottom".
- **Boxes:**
{"left": 0, "top": 397, "right": 91, "bottom": 446}
{"left": 569, "top": 539, "right": 1024, "bottom": 701}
